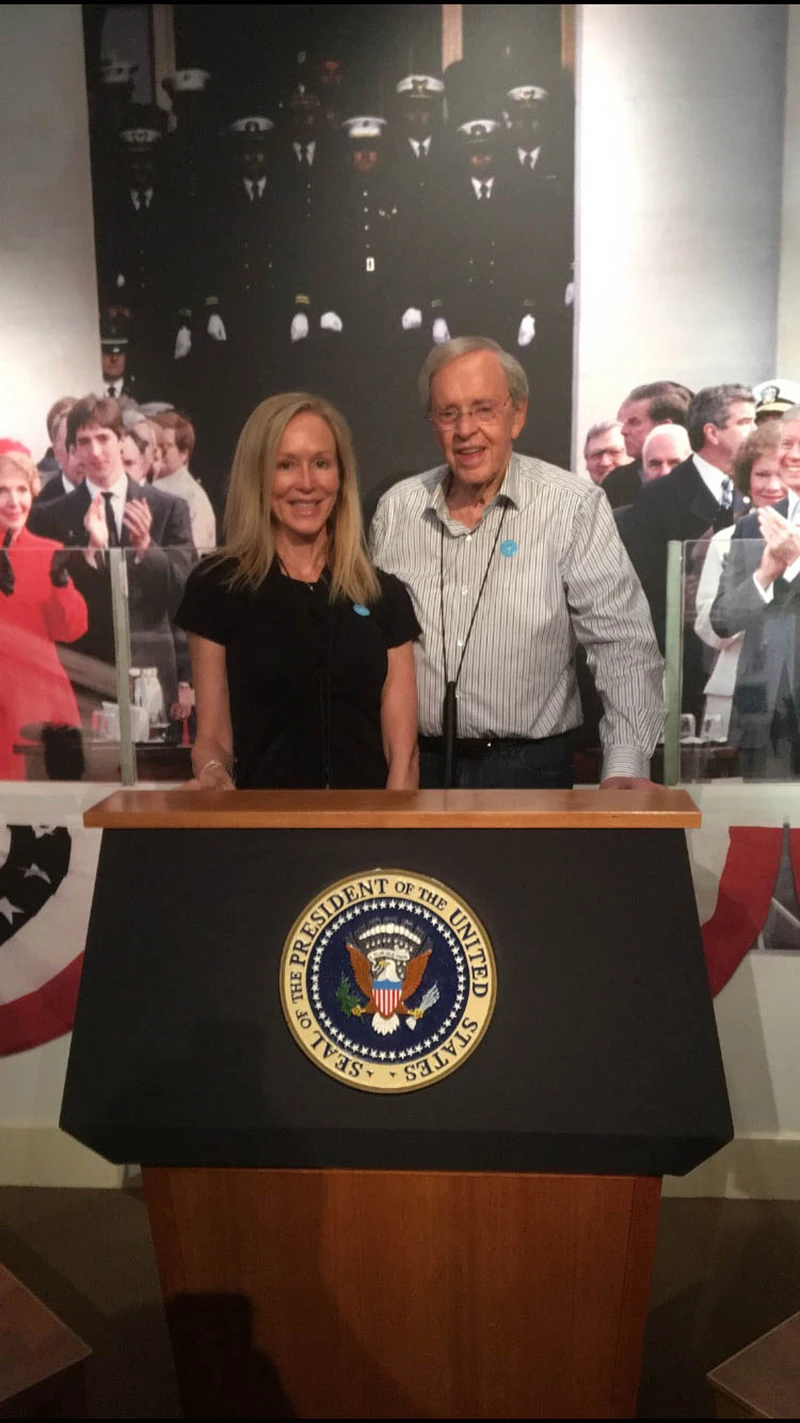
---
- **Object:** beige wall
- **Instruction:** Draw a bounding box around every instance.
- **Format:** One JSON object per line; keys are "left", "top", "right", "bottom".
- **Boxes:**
{"left": 574, "top": 3, "right": 787, "bottom": 460}
{"left": 0, "top": 4, "right": 99, "bottom": 459}
{"left": 777, "top": 4, "right": 800, "bottom": 376}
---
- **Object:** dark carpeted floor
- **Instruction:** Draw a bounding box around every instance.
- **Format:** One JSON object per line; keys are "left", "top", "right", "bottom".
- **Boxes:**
{"left": 1, "top": 1187, "right": 799, "bottom": 1418}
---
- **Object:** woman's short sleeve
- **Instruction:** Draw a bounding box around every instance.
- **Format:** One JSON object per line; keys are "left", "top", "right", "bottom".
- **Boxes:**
{"left": 375, "top": 572, "right": 421, "bottom": 649}
{"left": 174, "top": 559, "right": 240, "bottom": 646}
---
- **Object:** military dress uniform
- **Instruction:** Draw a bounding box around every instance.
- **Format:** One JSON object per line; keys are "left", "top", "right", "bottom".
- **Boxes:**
{"left": 438, "top": 119, "right": 531, "bottom": 351}
{"left": 96, "top": 108, "right": 189, "bottom": 395}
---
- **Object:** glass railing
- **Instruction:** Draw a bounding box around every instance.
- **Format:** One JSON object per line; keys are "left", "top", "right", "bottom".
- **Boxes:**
{"left": 662, "top": 537, "right": 797, "bottom": 784}
{"left": 2, "top": 534, "right": 793, "bottom": 788}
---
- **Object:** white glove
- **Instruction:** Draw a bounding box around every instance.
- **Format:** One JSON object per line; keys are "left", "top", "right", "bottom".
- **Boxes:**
{"left": 207, "top": 313, "right": 227, "bottom": 341}
{"left": 432, "top": 317, "right": 450, "bottom": 344}
{"left": 564, "top": 281, "right": 575, "bottom": 307}
{"left": 517, "top": 314, "right": 536, "bottom": 347}
{"left": 174, "top": 325, "right": 192, "bottom": 360}
{"left": 320, "top": 311, "right": 343, "bottom": 333}
{"left": 401, "top": 307, "right": 423, "bottom": 331}
{"left": 291, "top": 313, "right": 309, "bottom": 342}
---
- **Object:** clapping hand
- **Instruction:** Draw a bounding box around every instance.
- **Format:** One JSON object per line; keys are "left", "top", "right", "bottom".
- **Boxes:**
{"left": 84, "top": 493, "right": 109, "bottom": 549}
{"left": 756, "top": 506, "right": 800, "bottom": 587}
{"left": 123, "top": 498, "right": 152, "bottom": 552}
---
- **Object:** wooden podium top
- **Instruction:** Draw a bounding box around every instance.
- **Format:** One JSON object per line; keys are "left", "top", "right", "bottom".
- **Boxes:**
{"left": 84, "top": 786, "right": 700, "bottom": 830}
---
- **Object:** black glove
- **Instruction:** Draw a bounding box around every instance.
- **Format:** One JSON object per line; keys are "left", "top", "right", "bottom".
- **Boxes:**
{"left": 49, "top": 549, "right": 72, "bottom": 589}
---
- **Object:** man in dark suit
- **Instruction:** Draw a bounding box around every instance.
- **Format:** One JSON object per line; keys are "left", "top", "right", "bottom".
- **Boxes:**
{"left": 710, "top": 406, "right": 800, "bottom": 776}
{"left": 29, "top": 395, "right": 194, "bottom": 712}
{"left": 603, "top": 381, "right": 693, "bottom": 509}
{"left": 34, "top": 401, "right": 84, "bottom": 504}
{"left": 621, "top": 384, "right": 756, "bottom": 723}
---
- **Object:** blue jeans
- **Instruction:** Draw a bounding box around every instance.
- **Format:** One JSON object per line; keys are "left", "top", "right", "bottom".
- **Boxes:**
{"left": 419, "top": 733, "right": 574, "bottom": 790}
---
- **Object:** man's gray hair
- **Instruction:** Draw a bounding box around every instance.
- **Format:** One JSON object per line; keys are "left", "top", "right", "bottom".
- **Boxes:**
{"left": 583, "top": 419, "right": 623, "bottom": 454}
{"left": 781, "top": 404, "right": 800, "bottom": 423}
{"left": 418, "top": 336, "right": 529, "bottom": 411}
{"left": 687, "top": 384, "right": 754, "bottom": 452}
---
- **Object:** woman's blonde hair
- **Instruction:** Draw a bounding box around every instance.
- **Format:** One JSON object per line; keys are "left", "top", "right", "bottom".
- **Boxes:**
{"left": 0, "top": 451, "right": 41, "bottom": 498}
{"left": 218, "top": 392, "right": 380, "bottom": 603}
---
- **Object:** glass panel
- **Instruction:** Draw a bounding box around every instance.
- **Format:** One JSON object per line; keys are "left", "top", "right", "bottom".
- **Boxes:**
{"left": 677, "top": 534, "right": 796, "bottom": 783}
{"left": 123, "top": 545, "right": 209, "bottom": 783}
{"left": 0, "top": 542, "right": 122, "bottom": 784}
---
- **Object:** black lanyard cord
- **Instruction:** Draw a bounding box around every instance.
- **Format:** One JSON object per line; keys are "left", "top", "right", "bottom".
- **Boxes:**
{"left": 438, "top": 499, "right": 510, "bottom": 785}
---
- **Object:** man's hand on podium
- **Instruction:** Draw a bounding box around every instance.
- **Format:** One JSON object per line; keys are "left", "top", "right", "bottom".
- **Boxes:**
{"left": 600, "top": 777, "right": 658, "bottom": 790}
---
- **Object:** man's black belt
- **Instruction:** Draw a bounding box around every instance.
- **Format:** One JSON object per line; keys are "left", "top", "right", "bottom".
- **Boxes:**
{"left": 418, "top": 734, "right": 540, "bottom": 760}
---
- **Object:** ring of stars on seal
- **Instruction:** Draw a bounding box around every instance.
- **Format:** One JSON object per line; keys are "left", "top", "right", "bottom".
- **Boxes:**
{"left": 280, "top": 868, "right": 497, "bottom": 1093}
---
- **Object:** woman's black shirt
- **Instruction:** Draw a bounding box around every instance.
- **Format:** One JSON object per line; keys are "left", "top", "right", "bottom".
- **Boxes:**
{"left": 175, "top": 558, "right": 419, "bottom": 788}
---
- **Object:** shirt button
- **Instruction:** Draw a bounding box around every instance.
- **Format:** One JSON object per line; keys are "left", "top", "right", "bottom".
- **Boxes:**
{"left": 462, "top": 586, "right": 469, "bottom": 596}
{"left": 457, "top": 639, "right": 465, "bottom": 647}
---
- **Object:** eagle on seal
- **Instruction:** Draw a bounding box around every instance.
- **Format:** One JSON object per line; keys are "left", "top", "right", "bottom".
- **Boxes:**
{"left": 345, "top": 920, "right": 432, "bottom": 1036}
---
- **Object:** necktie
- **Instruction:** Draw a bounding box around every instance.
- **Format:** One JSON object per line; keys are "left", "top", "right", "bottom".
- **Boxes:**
{"left": 102, "top": 492, "right": 120, "bottom": 547}
{"left": 713, "top": 480, "right": 734, "bottom": 532}
{"left": 106, "top": 384, "right": 117, "bottom": 397}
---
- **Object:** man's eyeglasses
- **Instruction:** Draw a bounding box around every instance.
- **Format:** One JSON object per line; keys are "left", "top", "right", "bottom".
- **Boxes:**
{"left": 429, "top": 396, "right": 513, "bottom": 429}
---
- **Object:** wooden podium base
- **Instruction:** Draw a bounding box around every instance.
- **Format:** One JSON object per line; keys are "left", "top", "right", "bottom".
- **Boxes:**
{"left": 143, "top": 1168, "right": 661, "bottom": 1419}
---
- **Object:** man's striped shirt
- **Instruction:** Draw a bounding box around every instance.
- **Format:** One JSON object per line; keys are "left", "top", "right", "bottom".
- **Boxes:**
{"left": 369, "top": 451, "right": 664, "bottom": 779}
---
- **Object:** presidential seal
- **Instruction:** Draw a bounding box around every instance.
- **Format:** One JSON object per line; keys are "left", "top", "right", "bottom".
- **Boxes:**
{"left": 280, "top": 869, "right": 496, "bottom": 1093}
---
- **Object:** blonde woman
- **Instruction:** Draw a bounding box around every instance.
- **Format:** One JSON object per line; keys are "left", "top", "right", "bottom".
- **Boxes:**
{"left": 176, "top": 393, "right": 420, "bottom": 789}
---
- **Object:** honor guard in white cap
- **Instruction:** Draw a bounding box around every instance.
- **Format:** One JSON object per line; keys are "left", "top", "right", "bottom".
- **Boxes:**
{"left": 431, "top": 116, "right": 537, "bottom": 353}
{"left": 175, "top": 105, "right": 288, "bottom": 391}
{"left": 391, "top": 74, "right": 449, "bottom": 345}
{"left": 96, "top": 103, "right": 185, "bottom": 391}
{"left": 504, "top": 84, "right": 550, "bottom": 174}
{"left": 274, "top": 59, "right": 337, "bottom": 352}
{"left": 160, "top": 66, "right": 214, "bottom": 202}
{"left": 319, "top": 113, "right": 400, "bottom": 348}
{"left": 752, "top": 379, "right": 800, "bottom": 424}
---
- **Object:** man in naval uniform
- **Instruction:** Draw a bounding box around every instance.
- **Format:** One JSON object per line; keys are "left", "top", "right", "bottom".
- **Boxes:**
{"left": 436, "top": 118, "right": 535, "bottom": 354}
{"left": 100, "top": 331, "right": 138, "bottom": 405}
{"left": 161, "top": 66, "right": 214, "bottom": 205}
{"left": 96, "top": 105, "right": 187, "bottom": 395}
{"left": 391, "top": 74, "right": 450, "bottom": 349}
{"left": 501, "top": 80, "right": 574, "bottom": 465}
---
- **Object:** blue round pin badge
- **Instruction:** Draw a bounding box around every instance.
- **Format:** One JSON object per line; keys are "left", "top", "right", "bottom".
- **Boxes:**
{"left": 353, "top": 604, "right": 371, "bottom": 617}
{"left": 500, "top": 539, "right": 518, "bottom": 558}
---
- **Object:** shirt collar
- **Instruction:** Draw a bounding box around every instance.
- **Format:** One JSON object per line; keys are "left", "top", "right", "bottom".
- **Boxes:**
{"left": 425, "top": 453, "right": 526, "bottom": 524}
{"left": 788, "top": 490, "right": 800, "bottom": 522}
{"left": 86, "top": 472, "right": 127, "bottom": 502}
{"left": 692, "top": 451, "right": 731, "bottom": 502}
{"left": 471, "top": 174, "right": 494, "bottom": 197}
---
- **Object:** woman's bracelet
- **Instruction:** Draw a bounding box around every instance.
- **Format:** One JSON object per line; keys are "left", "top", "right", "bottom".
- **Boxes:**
{"left": 193, "top": 758, "right": 234, "bottom": 781}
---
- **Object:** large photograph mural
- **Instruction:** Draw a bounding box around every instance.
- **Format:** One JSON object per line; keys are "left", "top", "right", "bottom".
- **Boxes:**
{"left": 81, "top": 3, "right": 575, "bottom": 513}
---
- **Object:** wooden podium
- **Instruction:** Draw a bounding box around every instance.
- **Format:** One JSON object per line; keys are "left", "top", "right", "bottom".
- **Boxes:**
{"left": 62, "top": 788, "right": 731, "bottom": 1419}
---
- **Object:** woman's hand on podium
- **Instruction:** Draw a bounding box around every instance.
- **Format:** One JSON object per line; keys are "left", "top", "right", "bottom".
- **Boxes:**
{"left": 600, "top": 776, "right": 658, "bottom": 790}
{"left": 187, "top": 757, "right": 236, "bottom": 791}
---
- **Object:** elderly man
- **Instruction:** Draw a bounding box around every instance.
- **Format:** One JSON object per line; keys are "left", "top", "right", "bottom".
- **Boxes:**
{"left": 603, "top": 381, "right": 692, "bottom": 509}
{"left": 583, "top": 420, "right": 630, "bottom": 486}
{"left": 370, "top": 337, "right": 663, "bottom": 789}
{"left": 641, "top": 423, "right": 691, "bottom": 483}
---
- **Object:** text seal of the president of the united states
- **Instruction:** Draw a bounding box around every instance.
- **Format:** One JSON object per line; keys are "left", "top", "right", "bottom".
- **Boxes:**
{"left": 280, "top": 869, "right": 496, "bottom": 1092}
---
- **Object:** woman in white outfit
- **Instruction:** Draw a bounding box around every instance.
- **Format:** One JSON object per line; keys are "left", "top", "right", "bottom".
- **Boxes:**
{"left": 695, "top": 425, "right": 784, "bottom": 738}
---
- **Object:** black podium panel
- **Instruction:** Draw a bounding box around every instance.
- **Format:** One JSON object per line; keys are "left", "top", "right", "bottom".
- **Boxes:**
{"left": 61, "top": 827, "right": 731, "bottom": 1174}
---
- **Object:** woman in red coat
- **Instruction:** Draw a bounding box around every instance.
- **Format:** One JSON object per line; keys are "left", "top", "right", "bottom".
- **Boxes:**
{"left": 0, "top": 444, "right": 88, "bottom": 779}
